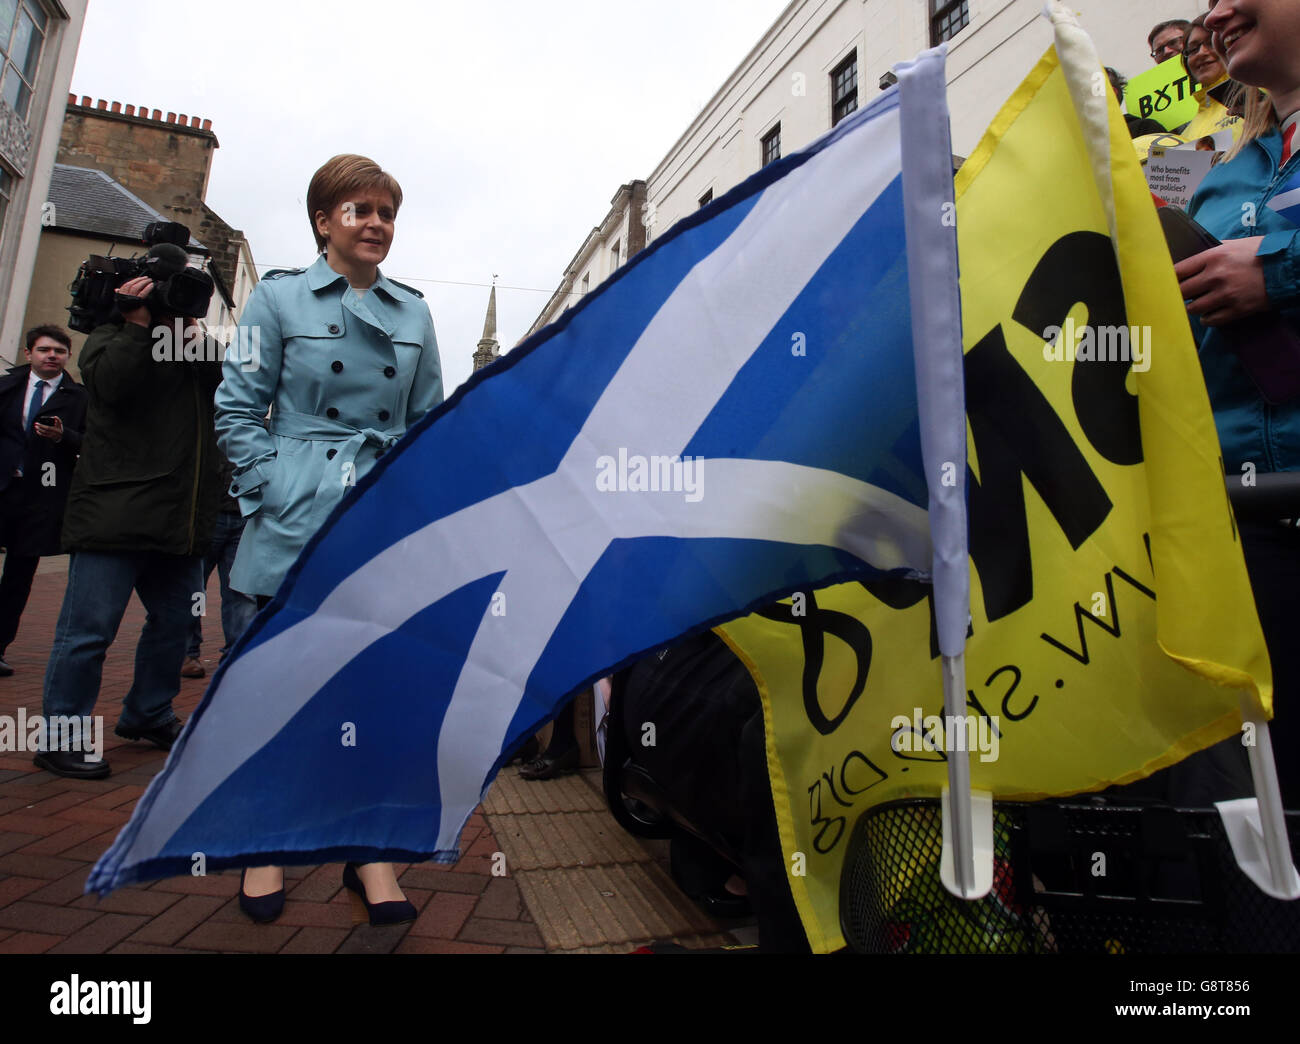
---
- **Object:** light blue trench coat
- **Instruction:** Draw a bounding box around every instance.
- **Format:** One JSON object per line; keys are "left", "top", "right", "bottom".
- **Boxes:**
{"left": 215, "top": 255, "right": 444, "bottom": 598}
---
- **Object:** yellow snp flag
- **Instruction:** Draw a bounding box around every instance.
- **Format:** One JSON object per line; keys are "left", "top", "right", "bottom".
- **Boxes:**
{"left": 716, "top": 39, "right": 1273, "bottom": 955}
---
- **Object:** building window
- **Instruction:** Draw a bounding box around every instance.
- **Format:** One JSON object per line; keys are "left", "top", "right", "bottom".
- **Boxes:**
{"left": 831, "top": 51, "right": 858, "bottom": 127}
{"left": 761, "top": 124, "right": 781, "bottom": 168}
{"left": 698, "top": 188, "right": 713, "bottom": 208}
{"left": 930, "top": 1, "right": 969, "bottom": 46}
{"left": 610, "top": 239, "right": 620, "bottom": 270}
{"left": 1, "top": 1, "right": 48, "bottom": 121}
{"left": 0, "top": 162, "right": 11, "bottom": 236}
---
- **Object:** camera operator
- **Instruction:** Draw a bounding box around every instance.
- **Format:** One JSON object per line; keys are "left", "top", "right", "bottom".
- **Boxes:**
{"left": 34, "top": 275, "right": 224, "bottom": 779}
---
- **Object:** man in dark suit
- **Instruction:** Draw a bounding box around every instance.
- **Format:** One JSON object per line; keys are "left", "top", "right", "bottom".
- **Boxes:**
{"left": 0, "top": 325, "right": 87, "bottom": 676}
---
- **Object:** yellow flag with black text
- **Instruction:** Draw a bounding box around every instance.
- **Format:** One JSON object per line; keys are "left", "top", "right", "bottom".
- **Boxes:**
{"left": 717, "top": 44, "right": 1273, "bottom": 954}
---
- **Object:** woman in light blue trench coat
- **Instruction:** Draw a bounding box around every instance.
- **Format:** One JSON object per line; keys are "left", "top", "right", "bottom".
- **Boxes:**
{"left": 215, "top": 154, "right": 443, "bottom": 926}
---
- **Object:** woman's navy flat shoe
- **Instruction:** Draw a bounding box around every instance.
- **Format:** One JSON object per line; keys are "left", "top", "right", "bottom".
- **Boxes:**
{"left": 343, "top": 863, "right": 416, "bottom": 926}
{"left": 239, "top": 868, "right": 285, "bottom": 924}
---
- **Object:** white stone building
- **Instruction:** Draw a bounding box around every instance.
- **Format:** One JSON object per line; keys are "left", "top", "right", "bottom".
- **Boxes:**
{"left": 529, "top": 0, "right": 1204, "bottom": 336}
{"left": 0, "top": 0, "right": 87, "bottom": 363}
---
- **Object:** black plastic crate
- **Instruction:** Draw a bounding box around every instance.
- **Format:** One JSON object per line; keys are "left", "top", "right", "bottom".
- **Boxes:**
{"left": 840, "top": 799, "right": 1300, "bottom": 954}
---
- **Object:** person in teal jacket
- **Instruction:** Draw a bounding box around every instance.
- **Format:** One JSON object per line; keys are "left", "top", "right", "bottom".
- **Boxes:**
{"left": 1181, "top": 103, "right": 1297, "bottom": 474}
{"left": 215, "top": 154, "right": 443, "bottom": 924}
{"left": 1177, "top": 0, "right": 1300, "bottom": 808}
{"left": 217, "top": 156, "right": 443, "bottom": 599}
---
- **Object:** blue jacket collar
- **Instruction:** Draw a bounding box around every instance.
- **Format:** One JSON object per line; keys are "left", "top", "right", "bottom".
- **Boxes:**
{"left": 306, "top": 254, "right": 417, "bottom": 302}
{"left": 1254, "top": 125, "right": 1285, "bottom": 166}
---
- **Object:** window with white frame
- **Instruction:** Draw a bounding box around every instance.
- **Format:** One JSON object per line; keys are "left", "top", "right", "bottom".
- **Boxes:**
{"left": 0, "top": 162, "right": 12, "bottom": 237}
{"left": 1, "top": 0, "right": 48, "bottom": 121}
{"left": 930, "top": 1, "right": 969, "bottom": 46}
{"left": 831, "top": 51, "right": 858, "bottom": 127}
{"left": 761, "top": 124, "right": 781, "bottom": 168}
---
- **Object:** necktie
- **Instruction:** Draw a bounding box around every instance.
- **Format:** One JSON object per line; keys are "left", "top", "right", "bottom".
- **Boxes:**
{"left": 1283, "top": 123, "right": 1296, "bottom": 168}
{"left": 25, "top": 380, "right": 47, "bottom": 433}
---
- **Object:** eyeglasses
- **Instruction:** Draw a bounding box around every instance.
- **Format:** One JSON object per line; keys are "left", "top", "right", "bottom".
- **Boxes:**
{"left": 1151, "top": 38, "right": 1186, "bottom": 59}
{"left": 1184, "top": 39, "right": 1216, "bottom": 59}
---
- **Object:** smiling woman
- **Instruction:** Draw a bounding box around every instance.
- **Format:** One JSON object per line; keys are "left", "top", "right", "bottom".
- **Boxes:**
{"left": 213, "top": 153, "right": 444, "bottom": 926}
{"left": 1174, "top": 0, "right": 1300, "bottom": 809}
{"left": 1176, "top": 14, "right": 1243, "bottom": 144}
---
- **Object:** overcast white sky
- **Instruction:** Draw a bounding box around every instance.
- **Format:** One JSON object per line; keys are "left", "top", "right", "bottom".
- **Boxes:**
{"left": 69, "top": 0, "right": 792, "bottom": 393}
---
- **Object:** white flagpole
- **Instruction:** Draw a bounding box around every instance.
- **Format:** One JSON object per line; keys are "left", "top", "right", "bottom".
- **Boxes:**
{"left": 942, "top": 655, "right": 975, "bottom": 895}
{"left": 1239, "top": 697, "right": 1300, "bottom": 899}
{"left": 895, "top": 47, "right": 991, "bottom": 900}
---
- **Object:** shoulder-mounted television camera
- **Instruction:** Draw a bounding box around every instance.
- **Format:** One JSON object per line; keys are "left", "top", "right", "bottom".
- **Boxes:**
{"left": 67, "top": 221, "right": 215, "bottom": 334}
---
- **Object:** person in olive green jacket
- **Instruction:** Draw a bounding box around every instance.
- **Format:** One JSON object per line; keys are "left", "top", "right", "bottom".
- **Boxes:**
{"left": 35, "top": 275, "right": 224, "bottom": 780}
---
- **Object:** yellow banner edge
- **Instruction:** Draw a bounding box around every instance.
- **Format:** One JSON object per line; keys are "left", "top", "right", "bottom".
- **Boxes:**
{"left": 712, "top": 623, "right": 844, "bottom": 953}
{"left": 954, "top": 48, "right": 1059, "bottom": 202}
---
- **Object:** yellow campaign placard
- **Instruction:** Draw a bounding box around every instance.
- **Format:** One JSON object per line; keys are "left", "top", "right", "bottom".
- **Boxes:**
{"left": 1124, "top": 55, "right": 1199, "bottom": 131}
{"left": 719, "top": 48, "right": 1270, "bottom": 955}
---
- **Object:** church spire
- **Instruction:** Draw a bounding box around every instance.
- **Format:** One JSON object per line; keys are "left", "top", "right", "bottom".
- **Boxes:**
{"left": 481, "top": 283, "right": 497, "bottom": 342}
{"left": 473, "top": 277, "right": 501, "bottom": 372}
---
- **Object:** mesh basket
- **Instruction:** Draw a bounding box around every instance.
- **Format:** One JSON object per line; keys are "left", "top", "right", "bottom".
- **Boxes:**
{"left": 840, "top": 799, "right": 1300, "bottom": 954}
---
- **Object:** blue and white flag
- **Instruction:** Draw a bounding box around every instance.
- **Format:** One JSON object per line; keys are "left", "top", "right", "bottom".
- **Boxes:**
{"left": 88, "top": 48, "right": 962, "bottom": 893}
{"left": 1268, "top": 177, "right": 1300, "bottom": 227}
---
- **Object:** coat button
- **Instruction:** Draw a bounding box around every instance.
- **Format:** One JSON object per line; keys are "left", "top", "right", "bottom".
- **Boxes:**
{"left": 231, "top": 484, "right": 239, "bottom": 493}
{"left": 384, "top": 366, "right": 395, "bottom": 378}
{"left": 332, "top": 360, "right": 343, "bottom": 373}
{"left": 328, "top": 324, "right": 340, "bottom": 334}
{"left": 326, "top": 407, "right": 339, "bottom": 419}
{"left": 378, "top": 409, "right": 390, "bottom": 422}
{"left": 326, "top": 448, "right": 337, "bottom": 460}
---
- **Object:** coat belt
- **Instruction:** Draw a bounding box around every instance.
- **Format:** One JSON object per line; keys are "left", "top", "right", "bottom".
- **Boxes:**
{"left": 269, "top": 409, "right": 402, "bottom": 526}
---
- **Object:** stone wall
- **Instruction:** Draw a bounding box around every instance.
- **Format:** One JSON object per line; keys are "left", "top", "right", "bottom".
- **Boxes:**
{"left": 55, "top": 96, "right": 247, "bottom": 301}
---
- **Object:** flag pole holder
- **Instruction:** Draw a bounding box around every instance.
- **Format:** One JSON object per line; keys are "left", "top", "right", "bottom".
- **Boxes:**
{"left": 938, "top": 653, "right": 994, "bottom": 899}
{"left": 1225, "top": 696, "right": 1300, "bottom": 900}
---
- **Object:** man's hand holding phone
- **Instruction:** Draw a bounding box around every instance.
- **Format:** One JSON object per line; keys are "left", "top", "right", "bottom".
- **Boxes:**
{"left": 32, "top": 415, "right": 62, "bottom": 443}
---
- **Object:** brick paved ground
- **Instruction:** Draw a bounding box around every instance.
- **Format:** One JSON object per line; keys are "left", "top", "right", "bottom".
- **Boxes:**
{"left": 0, "top": 559, "right": 543, "bottom": 954}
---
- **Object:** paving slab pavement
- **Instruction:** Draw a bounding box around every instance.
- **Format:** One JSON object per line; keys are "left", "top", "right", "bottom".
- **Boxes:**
{"left": 0, "top": 557, "right": 748, "bottom": 953}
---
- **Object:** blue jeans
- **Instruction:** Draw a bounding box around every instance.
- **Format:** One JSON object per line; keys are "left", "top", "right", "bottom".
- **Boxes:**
{"left": 43, "top": 551, "right": 202, "bottom": 731}
{"left": 187, "top": 512, "right": 258, "bottom": 658}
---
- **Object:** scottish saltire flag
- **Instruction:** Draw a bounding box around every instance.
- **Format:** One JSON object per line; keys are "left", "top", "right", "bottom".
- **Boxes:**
{"left": 88, "top": 48, "right": 962, "bottom": 892}
{"left": 1268, "top": 177, "right": 1300, "bottom": 227}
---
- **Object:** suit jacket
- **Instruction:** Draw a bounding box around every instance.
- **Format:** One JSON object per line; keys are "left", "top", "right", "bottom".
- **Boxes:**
{"left": 0, "top": 365, "right": 87, "bottom": 557}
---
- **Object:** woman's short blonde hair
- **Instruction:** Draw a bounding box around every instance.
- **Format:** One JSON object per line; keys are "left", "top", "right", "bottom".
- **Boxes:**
{"left": 306, "top": 154, "right": 403, "bottom": 253}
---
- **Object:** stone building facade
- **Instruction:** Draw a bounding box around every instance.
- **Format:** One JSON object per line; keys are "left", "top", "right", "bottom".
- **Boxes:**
{"left": 54, "top": 95, "right": 255, "bottom": 331}
{"left": 529, "top": 0, "right": 1204, "bottom": 336}
{"left": 0, "top": 0, "right": 88, "bottom": 366}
